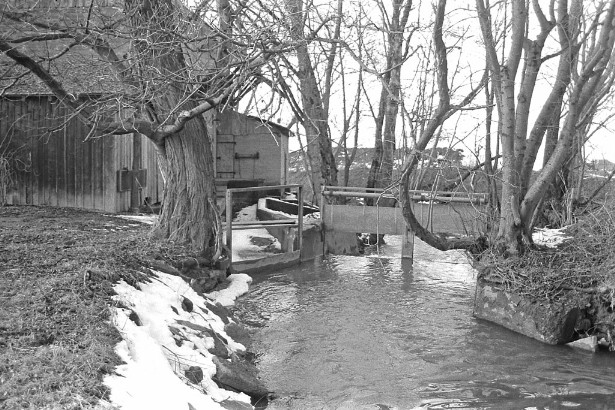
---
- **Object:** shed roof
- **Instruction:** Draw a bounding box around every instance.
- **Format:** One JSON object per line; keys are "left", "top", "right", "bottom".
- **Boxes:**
{"left": 0, "top": 0, "right": 216, "bottom": 97}
{"left": 1, "top": 1, "right": 129, "bottom": 95}
{"left": 245, "top": 115, "right": 293, "bottom": 138}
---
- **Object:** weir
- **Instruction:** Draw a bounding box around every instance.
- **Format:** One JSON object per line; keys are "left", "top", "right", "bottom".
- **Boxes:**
{"left": 224, "top": 184, "right": 488, "bottom": 272}
{"left": 321, "top": 186, "right": 489, "bottom": 262}
{"left": 223, "top": 184, "right": 306, "bottom": 273}
{"left": 320, "top": 186, "right": 415, "bottom": 260}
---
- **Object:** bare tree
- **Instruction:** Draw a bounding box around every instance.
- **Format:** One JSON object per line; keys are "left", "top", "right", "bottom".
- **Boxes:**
{"left": 399, "top": 0, "right": 486, "bottom": 251}
{"left": 365, "top": 0, "right": 416, "bottom": 196}
{"left": 398, "top": 0, "right": 615, "bottom": 255}
{"left": 479, "top": 0, "right": 615, "bottom": 254}
{"left": 283, "top": 0, "right": 340, "bottom": 204}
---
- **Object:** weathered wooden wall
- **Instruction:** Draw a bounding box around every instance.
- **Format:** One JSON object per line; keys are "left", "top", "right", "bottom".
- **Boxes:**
{"left": 0, "top": 96, "right": 162, "bottom": 212}
{"left": 141, "top": 134, "right": 164, "bottom": 205}
{"left": 216, "top": 110, "right": 289, "bottom": 185}
{"left": 1, "top": 99, "right": 286, "bottom": 213}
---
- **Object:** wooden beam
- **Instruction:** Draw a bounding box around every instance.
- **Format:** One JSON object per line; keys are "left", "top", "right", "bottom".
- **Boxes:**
{"left": 227, "top": 184, "right": 301, "bottom": 194}
{"left": 227, "top": 223, "right": 299, "bottom": 231}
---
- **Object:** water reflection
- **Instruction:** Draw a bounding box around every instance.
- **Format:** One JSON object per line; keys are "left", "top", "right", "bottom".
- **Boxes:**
{"left": 237, "top": 237, "right": 615, "bottom": 409}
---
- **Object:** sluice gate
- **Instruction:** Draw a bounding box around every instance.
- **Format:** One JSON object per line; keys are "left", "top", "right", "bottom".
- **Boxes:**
{"left": 321, "top": 186, "right": 489, "bottom": 262}
{"left": 223, "top": 184, "right": 488, "bottom": 272}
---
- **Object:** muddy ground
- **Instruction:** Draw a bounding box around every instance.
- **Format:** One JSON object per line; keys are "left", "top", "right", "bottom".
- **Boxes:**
{"left": 0, "top": 205, "right": 190, "bottom": 409}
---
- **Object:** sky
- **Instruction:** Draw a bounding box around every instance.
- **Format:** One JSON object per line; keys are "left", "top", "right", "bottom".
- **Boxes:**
{"left": 250, "top": 0, "right": 615, "bottom": 168}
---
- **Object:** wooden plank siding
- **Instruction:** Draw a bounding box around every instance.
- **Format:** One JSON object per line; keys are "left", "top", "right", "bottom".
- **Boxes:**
{"left": 216, "top": 110, "right": 290, "bottom": 186}
{"left": 2, "top": 99, "right": 290, "bottom": 213}
{"left": 141, "top": 134, "right": 164, "bottom": 204}
{"left": 0, "top": 95, "right": 154, "bottom": 212}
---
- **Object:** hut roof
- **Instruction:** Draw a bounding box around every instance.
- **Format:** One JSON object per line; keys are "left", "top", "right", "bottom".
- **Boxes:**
{"left": 245, "top": 115, "right": 293, "bottom": 138}
{"left": 0, "top": 0, "right": 215, "bottom": 97}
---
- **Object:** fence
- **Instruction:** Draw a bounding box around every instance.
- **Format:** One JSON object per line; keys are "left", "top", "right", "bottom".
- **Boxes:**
{"left": 224, "top": 184, "right": 304, "bottom": 270}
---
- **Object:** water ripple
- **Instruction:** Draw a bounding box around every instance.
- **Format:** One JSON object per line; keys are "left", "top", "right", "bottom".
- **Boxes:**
{"left": 237, "top": 237, "right": 615, "bottom": 409}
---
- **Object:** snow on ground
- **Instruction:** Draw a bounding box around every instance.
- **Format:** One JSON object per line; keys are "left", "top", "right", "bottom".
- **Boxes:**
{"left": 230, "top": 227, "right": 280, "bottom": 262}
{"left": 104, "top": 271, "right": 253, "bottom": 410}
{"left": 205, "top": 274, "right": 252, "bottom": 307}
{"left": 532, "top": 227, "right": 571, "bottom": 248}
{"left": 115, "top": 214, "right": 158, "bottom": 225}
{"left": 228, "top": 203, "right": 282, "bottom": 262}
{"left": 104, "top": 202, "right": 310, "bottom": 409}
{"left": 585, "top": 173, "right": 608, "bottom": 179}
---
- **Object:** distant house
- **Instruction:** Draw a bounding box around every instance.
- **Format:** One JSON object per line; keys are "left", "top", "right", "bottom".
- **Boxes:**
{"left": 0, "top": 0, "right": 291, "bottom": 212}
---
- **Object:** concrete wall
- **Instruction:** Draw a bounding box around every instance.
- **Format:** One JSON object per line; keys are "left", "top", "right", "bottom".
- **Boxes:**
{"left": 474, "top": 281, "right": 590, "bottom": 345}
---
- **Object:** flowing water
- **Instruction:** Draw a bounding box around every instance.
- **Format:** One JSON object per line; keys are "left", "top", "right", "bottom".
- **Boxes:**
{"left": 235, "top": 238, "right": 615, "bottom": 410}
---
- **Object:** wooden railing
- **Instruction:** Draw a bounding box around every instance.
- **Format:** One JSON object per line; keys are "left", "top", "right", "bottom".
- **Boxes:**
{"left": 321, "top": 186, "right": 488, "bottom": 204}
{"left": 224, "top": 184, "right": 303, "bottom": 268}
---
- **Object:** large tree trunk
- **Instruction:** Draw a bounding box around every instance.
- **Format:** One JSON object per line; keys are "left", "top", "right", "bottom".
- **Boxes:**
{"left": 156, "top": 115, "right": 219, "bottom": 257}
{"left": 128, "top": 0, "right": 219, "bottom": 257}
{"left": 368, "top": 0, "right": 412, "bottom": 194}
{"left": 521, "top": 0, "right": 615, "bottom": 233}
{"left": 493, "top": 1, "right": 528, "bottom": 254}
{"left": 483, "top": 71, "right": 499, "bottom": 218}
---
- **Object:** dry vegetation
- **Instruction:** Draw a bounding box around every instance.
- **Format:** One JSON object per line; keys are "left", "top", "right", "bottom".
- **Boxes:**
{"left": 0, "top": 205, "right": 200, "bottom": 409}
{"left": 478, "top": 204, "right": 615, "bottom": 340}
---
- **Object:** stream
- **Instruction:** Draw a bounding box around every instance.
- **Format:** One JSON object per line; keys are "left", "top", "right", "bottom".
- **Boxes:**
{"left": 235, "top": 237, "right": 615, "bottom": 409}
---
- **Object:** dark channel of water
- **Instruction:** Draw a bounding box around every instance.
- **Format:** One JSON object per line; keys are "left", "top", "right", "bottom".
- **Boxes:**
{"left": 235, "top": 238, "right": 615, "bottom": 410}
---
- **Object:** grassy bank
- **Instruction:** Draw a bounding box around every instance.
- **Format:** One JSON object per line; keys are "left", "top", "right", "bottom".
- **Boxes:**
{"left": 0, "top": 206, "right": 185, "bottom": 409}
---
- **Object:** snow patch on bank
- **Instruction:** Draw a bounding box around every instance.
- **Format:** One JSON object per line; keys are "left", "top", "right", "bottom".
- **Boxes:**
{"left": 533, "top": 227, "right": 571, "bottom": 248}
{"left": 206, "top": 273, "right": 252, "bottom": 307}
{"left": 115, "top": 214, "right": 158, "bottom": 225}
{"left": 228, "top": 204, "right": 282, "bottom": 262}
{"left": 104, "top": 271, "right": 253, "bottom": 410}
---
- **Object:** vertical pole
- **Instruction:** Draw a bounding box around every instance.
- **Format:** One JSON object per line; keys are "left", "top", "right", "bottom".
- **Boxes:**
{"left": 130, "top": 133, "right": 142, "bottom": 212}
{"left": 402, "top": 201, "right": 414, "bottom": 262}
{"left": 213, "top": 112, "right": 218, "bottom": 176}
{"left": 402, "top": 227, "right": 415, "bottom": 261}
{"left": 320, "top": 186, "right": 326, "bottom": 256}
{"left": 428, "top": 199, "right": 434, "bottom": 233}
{"left": 297, "top": 185, "right": 303, "bottom": 260}
{"left": 226, "top": 188, "right": 233, "bottom": 267}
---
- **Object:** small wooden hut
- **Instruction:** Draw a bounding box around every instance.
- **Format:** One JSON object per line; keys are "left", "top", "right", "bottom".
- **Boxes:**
{"left": 214, "top": 110, "right": 291, "bottom": 193}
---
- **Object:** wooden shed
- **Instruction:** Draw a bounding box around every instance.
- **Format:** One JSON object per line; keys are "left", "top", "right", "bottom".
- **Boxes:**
{"left": 0, "top": 0, "right": 291, "bottom": 212}
{"left": 0, "top": 97, "right": 291, "bottom": 212}
{"left": 214, "top": 110, "right": 291, "bottom": 194}
{"left": 0, "top": 95, "right": 164, "bottom": 212}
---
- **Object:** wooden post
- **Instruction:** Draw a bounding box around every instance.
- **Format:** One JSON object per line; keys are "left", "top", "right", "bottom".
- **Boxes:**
{"left": 402, "top": 228, "right": 415, "bottom": 261}
{"left": 130, "top": 133, "right": 142, "bottom": 212}
{"left": 297, "top": 185, "right": 303, "bottom": 260}
{"left": 225, "top": 188, "right": 233, "bottom": 266}
{"left": 320, "top": 186, "right": 326, "bottom": 256}
{"left": 402, "top": 201, "right": 414, "bottom": 262}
